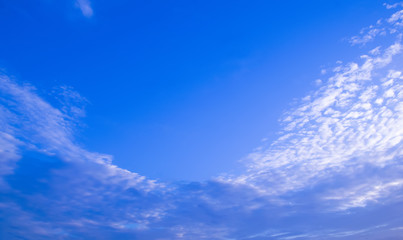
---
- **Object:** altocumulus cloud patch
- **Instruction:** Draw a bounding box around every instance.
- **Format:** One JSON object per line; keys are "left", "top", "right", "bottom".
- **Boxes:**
{"left": 1, "top": 4, "right": 403, "bottom": 240}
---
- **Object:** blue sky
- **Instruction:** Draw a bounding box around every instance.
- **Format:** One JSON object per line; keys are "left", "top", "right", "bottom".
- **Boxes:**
{"left": 0, "top": 0, "right": 388, "bottom": 181}
{"left": 1, "top": 1, "right": 403, "bottom": 239}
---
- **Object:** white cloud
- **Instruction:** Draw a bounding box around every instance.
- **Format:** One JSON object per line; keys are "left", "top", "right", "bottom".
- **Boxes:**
{"left": 385, "top": 2, "right": 403, "bottom": 9}
{"left": 323, "top": 178, "right": 403, "bottom": 211}
{"left": 315, "top": 79, "right": 323, "bottom": 85}
{"left": 222, "top": 15, "right": 403, "bottom": 211}
{"left": 76, "top": 0, "right": 93, "bottom": 18}
{"left": 350, "top": 26, "right": 386, "bottom": 45}
{"left": 349, "top": 4, "right": 403, "bottom": 45}
{"left": 0, "top": 76, "right": 160, "bottom": 191}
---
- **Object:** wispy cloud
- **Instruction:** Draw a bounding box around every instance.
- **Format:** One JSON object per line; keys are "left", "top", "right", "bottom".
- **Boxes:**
{"left": 75, "top": 0, "right": 93, "bottom": 18}
{"left": 350, "top": 2, "right": 403, "bottom": 45}
{"left": 385, "top": 2, "right": 403, "bottom": 10}
{"left": 323, "top": 179, "right": 403, "bottom": 211}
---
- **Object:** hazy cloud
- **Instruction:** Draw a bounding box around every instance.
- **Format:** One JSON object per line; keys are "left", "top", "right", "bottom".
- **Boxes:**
{"left": 75, "top": 0, "right": 93, "bottom": 17}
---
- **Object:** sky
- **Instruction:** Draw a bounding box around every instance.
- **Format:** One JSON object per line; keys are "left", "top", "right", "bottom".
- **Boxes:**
{"left": 0, "top": 0, "right": 403, "bottom": 239}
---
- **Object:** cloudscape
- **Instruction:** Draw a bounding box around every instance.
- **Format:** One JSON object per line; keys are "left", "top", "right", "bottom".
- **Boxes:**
{"left": 1, "top": 1, "right": 403, "bottom": 239}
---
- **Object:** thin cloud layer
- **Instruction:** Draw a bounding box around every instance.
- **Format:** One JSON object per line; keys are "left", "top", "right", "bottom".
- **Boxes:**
{"left": 1, "top": 4, "right": 403, "bottom": 240}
